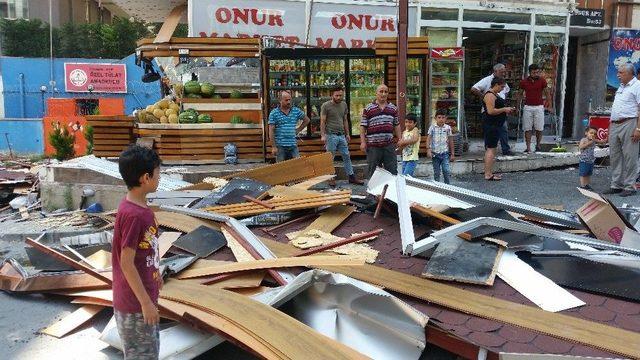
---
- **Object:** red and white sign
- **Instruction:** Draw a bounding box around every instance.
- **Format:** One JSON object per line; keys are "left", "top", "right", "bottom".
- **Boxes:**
{"left": 190, "top": 0, "right": 416, "bottom": 48}
{"left": 430, "top": 48, "right": 464, "bottom": 59}
{"left": 64, "top": 63, "right": 127, "bottom": 93}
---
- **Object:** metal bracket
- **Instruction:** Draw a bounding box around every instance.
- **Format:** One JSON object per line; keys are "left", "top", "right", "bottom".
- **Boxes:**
{"left": 409, "top": 217, "right": 640, "bottom": 256}
{"left": 405, "top": 178, "right": 582, "bottom": 229}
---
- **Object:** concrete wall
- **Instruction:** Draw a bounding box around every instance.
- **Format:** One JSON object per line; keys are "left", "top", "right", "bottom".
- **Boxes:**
{"left": 0, "top": 54, "right": 161, "bottom": 119}
{"left": 0, "top": 118, "right": 44, "bottom": 154}
{"left": 572, "top": 31, "right": 610, "bottom": 139}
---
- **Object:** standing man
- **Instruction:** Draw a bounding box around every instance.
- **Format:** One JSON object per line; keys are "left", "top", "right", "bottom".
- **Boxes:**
{"left": 604, "top": 63, "right": 640, "bottom": 197}
{"left": 321, "top": 87, "right": 364, "bottom": 185}
{"left": 268, "top": 90, "right": 310, "bottom": 162}
{"left": 360, "top": 84, "right": 402, "bottom": 178}
{"left": 517, "top": 64, "right": 551, "bottom": 153}
{"left": 471, "top": 63, "right": 514, "bottom": 156}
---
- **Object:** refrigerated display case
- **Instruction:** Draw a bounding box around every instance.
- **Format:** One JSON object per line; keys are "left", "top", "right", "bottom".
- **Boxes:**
{"left": 406, "top": 58, "right": 425, "bottom": 124}
{"left": 429, "top": 48, "right": 464, "bottom": 131}
{"left": 309, "top": 59, "right": 345, "bottom": 136}
{"left": 267, "top": 59, "right": 307, "bottom": 112}
{"left": 349, "top": 58, "right": 385, "bottom": 135}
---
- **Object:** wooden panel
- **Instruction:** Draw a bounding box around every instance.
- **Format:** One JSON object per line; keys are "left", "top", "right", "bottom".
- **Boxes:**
{"left": 263, "top": 238, "right": 640, "bottom": 360}
{"left": 155, "top": 210, "right": 220, "bottom": 233}
{"left": 138, "top": 37, "right": 261, "bottom": 46}
{"left": 137, "top": 128, "right": 262, "bottom": 136}
{"left": 91, "top": 127, "right": 133, "bottom": 134}
{"left": 93, "top": 134, "right": 132, "bottom": 140}
{"left": 203, "top": 192, "right": 351, "bottom": 217}
{"left": 158, "top": 232, "right": 181, "bottom": 258}
{"left": 157, "top": 135, "right": 261, "bottom": 144}
{"left": 40, "top": 305, "right": 104, "bottom": 338}
{"left": 180, "top": 98, "right": 260, "bottom": 104}
{"left": 223, "top": 152, "right": 335, "bottom": 185}
{"left": 159, "top": 141, "right": 263, "bottom": 149}
{"left": 194, "top": 110, "right": 262, "bottom": 123}
{"left": 154, "top": 4, "right": 187, "bottom": 43}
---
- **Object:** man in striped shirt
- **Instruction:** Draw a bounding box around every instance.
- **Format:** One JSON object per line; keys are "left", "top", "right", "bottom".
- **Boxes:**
{"left": 268, "top": 90, "right": 310, "bottom": 162}
{"left": 360, "top": 84, "right": 402, "bottom": 177}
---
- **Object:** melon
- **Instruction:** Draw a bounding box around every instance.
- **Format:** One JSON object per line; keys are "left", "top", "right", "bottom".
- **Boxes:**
{"left": 146, "top": 114, "right": 160, "bottom": 123}
{"left": 145, "top": 105, "right": 154, "bottom": 113}
{"left": 197, "top": 114, "right": 213, "bottom": 123}
{"left": 153, "top": 109, "right": 165, "bottom": 119}
{"left": 212, "top": 94, "right": 222, "bottom": 99}
{"left": 229, "top": 89, "right": 243, "bottom": 99}
{"left": 184, "top": 80, "right": 201, "bottom": 95}
{"left": 157, "top": 99, "right": 170, "bottom": 109}
{"left": 160, "top": 116, "right": 168, "bottom": 124}
{"left": 165, "top": 108, "right": 178, "bottom": 116}
{"left": 169, "top": 103, "right": 180, "bottom": 112}
{"left": 168, "top": 114, "right": 179, "bottom": 124}
{"left": 200, "top": 83, "right": 215, "bottom": 97}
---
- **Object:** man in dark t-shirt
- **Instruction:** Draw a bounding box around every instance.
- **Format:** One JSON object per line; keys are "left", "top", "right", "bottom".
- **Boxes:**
{"left": 517, "top": 64, "right": 551, "bottom": 153}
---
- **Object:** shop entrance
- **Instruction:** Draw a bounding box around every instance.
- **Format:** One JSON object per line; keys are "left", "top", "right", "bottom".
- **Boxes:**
{"left": 462, "top": 29, "right": 528, "bottom": 139}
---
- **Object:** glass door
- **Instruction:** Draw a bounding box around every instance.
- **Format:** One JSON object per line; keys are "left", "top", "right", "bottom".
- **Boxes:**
{"left": 309, "top": 59, "right": 346, "bottom": 137}
{"left": 407, "top": 58, "right": 424, "bottom": 125}
{"left": 430, "top": 59, "right": 462, "bottom": 130}
{"left": 348, "top": 58, "right": 385, "bottom": 135}
{"left": 267, "top": 59, "right": 307, "bottom": 111}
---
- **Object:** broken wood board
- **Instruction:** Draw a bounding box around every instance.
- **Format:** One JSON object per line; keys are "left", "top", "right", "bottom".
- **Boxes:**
{"left": 84, "top": 249, "right": 111, "bottom": 269}
{"left": 183, "top": 259, "right": 266, "bottom": 289}
{"left": 0, "top": 265, "right": 109, "bottom": 293}
{"left": 222, "top": 152, "right": 335, "bottom": 185}
{"left": 155, "top": 210, "right": 220, "bottom": 233}
{"left": 202, "top": 191, "right": 351, "bottom": 217}
{"left": 228, "top": 286, "right": 273, "bottom": 297}
{"left": 298, "top": 205, "right": 355, "bottom": 234}
{"left": 176, "top": 256, "right": 364, "bottom": 279}
{"left": 262, "top": 237, "right": 640, "bottom": 360}
{"left": 221, "top": 228, "right": 254, "bottom": 262}
{"left": 422, "top": 237, "right": 503, "bottom": 286}
{"left": 497, "top": 251, "right": 585, "bottom": 312}
{"left": 288, "top": 229, "right": 379, "bottom": 263}
{"left": 158, "top": 232, "right": 182, "bottom": 258}
{"left": 40, "top": 305, "right": 104, "bottom": 338}
{"left": 160, "top": 280, "right": 367, "bottom": 360}
{"left": 266, "top": 185, "right": 321, "bottom": 199}
{"left": 290, "top": 175, "right": 336, "bottom": 190}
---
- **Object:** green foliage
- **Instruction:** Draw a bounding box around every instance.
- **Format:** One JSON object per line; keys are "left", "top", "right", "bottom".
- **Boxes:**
{"left": 83, "top": 125, "right": 94, "bottom": 155}
{"left": 48, "top": 122, "right": 75, "bottom": 161}
{"left": 0, "top": 17, "right": 151, "bottom": 59}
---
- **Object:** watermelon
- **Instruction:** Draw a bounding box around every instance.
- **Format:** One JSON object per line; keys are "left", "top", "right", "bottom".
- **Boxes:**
{"left": 184, "top": 80, "right": 201, "bottom": 94}
{"left": 212, "top": 94, "right": 222, "bottom": 99}
{"left": 197, "top": 114, "right": 213, "bottom": 123}
{"left": 178, "top": 111, "right": 197, "bottom": 124}
{"left": 200, "top": 83, "right": 215, "bottom": 97}
{"left": 186, "top": 93, "right": 202, "bottom": 98}
{"left": 229, "top": 89, "right": 243, "bottom": 99}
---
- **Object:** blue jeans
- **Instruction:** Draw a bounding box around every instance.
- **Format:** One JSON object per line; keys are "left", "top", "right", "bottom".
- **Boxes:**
{"left": 432, "top": 152, "right": 451, "bottom": 184}
{"left": 498, "top": 122, "right": 511, "bottom": 154}
{"left": 326, "top": 134, "right": 354, "bottom": 176}
{"left": 276, "top": 145, "right": 299, "bottom": 162}
{"left": 402, "top": 160, "right": 418, "bottom": 176}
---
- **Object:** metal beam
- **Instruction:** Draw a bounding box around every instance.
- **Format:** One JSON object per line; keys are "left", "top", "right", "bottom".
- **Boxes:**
{"left": 396, "top": 175, "right": 416, "bottom": 254}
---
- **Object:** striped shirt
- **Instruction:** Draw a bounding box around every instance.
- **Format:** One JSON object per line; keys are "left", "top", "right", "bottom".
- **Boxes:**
{"left": 361, "top": 101, "right": 399, "bottom": 147}
{"left": 428, "top": 123, "right": 452, "bottom": 154}
{"left": 268, "top": 106, "right": 304, "bottom": 147}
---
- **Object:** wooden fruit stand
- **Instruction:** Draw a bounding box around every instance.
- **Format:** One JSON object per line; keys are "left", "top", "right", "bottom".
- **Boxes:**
{"left": 85, "top": 115, "right": 135, "bottom": 158}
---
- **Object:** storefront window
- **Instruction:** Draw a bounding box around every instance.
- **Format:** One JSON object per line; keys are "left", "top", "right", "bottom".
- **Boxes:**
{"left": 463, "top": 10, "right": 530, "bottom": 24}
{"left": 535, "top": 14, "right": 566, "bottom": 27}
{"left": 0, "top": 0, "right": 28, "bottom": 19}
{"left": 420, "top": 27, "right": 457, "bottom": 47}
{"left": 533, "top": 33, "right": 564, "bottom": 111}
{"left": 421, "top": 8, "right": 458, "bottom": 21}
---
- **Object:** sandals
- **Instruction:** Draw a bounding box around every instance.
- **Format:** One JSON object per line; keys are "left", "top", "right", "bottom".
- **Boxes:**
{"left": 485, "top": 174, "right": 502, "bottom": 181}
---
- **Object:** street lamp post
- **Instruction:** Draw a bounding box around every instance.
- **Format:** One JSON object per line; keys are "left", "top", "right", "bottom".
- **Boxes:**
{"left": 40, "top": 85, "right": 47, "bottom": 116}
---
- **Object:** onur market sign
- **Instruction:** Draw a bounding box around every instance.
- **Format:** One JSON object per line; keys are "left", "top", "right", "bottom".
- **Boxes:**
{"left": 190, "top": 0, "right": 416, "bottom": 48}
{"left": 64, "top": 63, "right": 127, "bottom": 93}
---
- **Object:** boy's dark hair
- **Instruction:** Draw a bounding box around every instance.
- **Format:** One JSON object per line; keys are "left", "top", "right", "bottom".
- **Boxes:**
{"left": 585, "top": 126, "right": 598, "bottom": 133}
{"left": 491, "top": 76, "right": 506, "bottom": 87}
{"left": 405, "top": 113, "right": 418, "bottom": 124}
{"left": 119, "top": 145, "right": 161, "bottom": 190}
{"left": 435, "top": 109, "right": 448, "bottom": 117}
{"left": 528, "top": 63, "right": 540, "bottom": 72}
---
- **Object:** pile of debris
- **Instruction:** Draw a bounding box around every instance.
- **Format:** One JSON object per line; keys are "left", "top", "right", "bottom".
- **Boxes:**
{"left": 1, "top": 152, "right": 639, "bottom": 359}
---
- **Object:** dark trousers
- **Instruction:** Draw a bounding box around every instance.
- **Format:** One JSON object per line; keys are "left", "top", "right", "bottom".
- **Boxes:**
{"left": 498, "top": 123, "right": 511, "bottom": 154}
{"left": 366, "top": 143, "right": 398, "bottom": 178}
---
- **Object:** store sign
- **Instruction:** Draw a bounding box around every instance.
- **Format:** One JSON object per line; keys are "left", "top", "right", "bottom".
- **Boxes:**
{"left": 64, "top": 63, "right": 127, "bottom": 93}
{"left": 430, "top": 48, "right": 464, "bottom": 59}
{"left": 570, "top": 8, "right": 604, "bottom": 27}
{"left": 607, "top": 29, "right": 640, "bottom": 96}
{"left": 190, "top": 0, "right": 416, "bottom": 48}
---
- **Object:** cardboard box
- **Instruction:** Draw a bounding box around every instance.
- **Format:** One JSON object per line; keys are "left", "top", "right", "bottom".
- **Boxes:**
{"left": 576, "top": 188, "right": 635, "bottom": 243}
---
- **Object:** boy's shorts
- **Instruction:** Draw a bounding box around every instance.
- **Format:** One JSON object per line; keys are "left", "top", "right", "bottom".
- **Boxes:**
{"left": 579, "top": 161, "right": 594, "bottom": 177}
{"left": 115, "top": 310, "right": 159, "bottom": 360}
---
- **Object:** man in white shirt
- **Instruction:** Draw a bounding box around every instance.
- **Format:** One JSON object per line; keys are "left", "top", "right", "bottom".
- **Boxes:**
{"left": 471, "top": 63, "right": 514, "bottom": 156}
{"left": 604, "top": 63, "right": 640, "bottom": 197}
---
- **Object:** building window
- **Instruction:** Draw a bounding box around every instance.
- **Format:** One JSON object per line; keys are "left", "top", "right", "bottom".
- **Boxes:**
{"left": 463, "top": 10, "right": 530, "bottom": 24}
{"left": 535, "top": 14, "right": 566, "bottom": 27}
{"left": 420, "top": 27, "right": 457, "bottom": 47}
{"left": 0, "top": 0, "right": 28, "bottom": 19}
{"left": 421, "top": 8, "right": 459, "bottom": 21}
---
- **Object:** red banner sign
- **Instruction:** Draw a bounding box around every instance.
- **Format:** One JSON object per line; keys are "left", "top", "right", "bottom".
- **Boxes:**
{"left": 64, "top": 63, "right": 127, "bottom": 93}
{"left": 430, "top": 48, "right": 464, "bottom": 59}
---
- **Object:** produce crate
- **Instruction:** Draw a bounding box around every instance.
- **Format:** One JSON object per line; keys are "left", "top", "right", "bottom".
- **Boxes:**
{"left": 85, "top": 115, "right": 135, "bottom": 158}
{"left": 136, "top": 123, "right": 265, "bottom": 164}
{"left": 180, "top": 98, "right": 262, "bottom": 124}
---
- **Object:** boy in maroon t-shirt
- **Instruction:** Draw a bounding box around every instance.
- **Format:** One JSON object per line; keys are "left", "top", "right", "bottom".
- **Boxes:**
{"left": 112, "top": 145, "right": 161, "bottom": 359}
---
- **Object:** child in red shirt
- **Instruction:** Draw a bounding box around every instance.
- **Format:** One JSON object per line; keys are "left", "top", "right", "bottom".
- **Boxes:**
{"left": 112, "top": 145, "right": 161, "bottom": 359}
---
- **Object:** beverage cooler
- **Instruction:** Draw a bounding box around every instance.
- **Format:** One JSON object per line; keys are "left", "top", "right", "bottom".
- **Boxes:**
{"left": 264, "top": 48, "right": 386, "bottom": 138}
{"left": 406, "top": 58, "right": 425, "bottom": 124}
{"left": 428, "top": 48, "right": 464, "bottom": 132}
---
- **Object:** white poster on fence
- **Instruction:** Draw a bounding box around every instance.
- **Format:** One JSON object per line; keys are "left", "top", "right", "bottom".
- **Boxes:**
{"left": 189, "top": 0, "right": 417, "bottom": 48}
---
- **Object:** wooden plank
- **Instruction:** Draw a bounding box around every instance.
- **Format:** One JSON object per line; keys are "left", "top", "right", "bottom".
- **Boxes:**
{"left": 290, "top": 175, "right": 336, "bottom": 189}
{"left": 159, "top": 141, "right": 263, "bottom": 148}
{"left": 157, "top": 147, "right": 263, "bottom": 155}
{"left": 84, "top": 249, "right": 111, "bottom": 269}
{"left": 92, "top": 127, "right": 133, "bottom": 134}
{"left": 137, "top": 128, "right": 262, "bottom": 136}
{"left": 180, "top": 98, "right": 260, "bottom": 104}
{"left": 158, "top": 231, "right": 182, "bottom": 258}
{"left": 157, "top": 136, "right": 262, "bottom": 144}
{"left": 262, "top": 238, "right": 640, "bottom": 360}
{"left": 223, "top": 152, "right": 334, "bottom": 185}
{"left": 93, "top": 134, "right": 132, "bottom": 140}
{"left": 266, "top": 185, "right": 320, "bottom": 199}
{"left": 204, "top": 191, "right": 350, "bottom": 213}
{"left": 299, "top": 205, "right": 355, "bottom": 234}
{"left": 155, "top": 211, "right": 220, "bottom": 233}
{"left": 160, "top": 280, "right": 368, "bottom": 360}
{"left": 205, "top": 195, "right": 351, "bottom": 217}
{"left": 40, "top": 305, "right": 104, "bottom": 338}
{"left": 154, "top": 4, "right": 187, "bottom": 43}
{"left": 138, "top": 37, "right": 261, "bottom": 46}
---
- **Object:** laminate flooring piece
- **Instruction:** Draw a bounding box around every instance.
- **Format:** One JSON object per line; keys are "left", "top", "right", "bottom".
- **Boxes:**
{"left": 422, "top": 237, "right": 503, "bottom": 285}
{"left": 172, "top": 226, "right": 227, "bottom": 258}
{"left": 40, "top": 305, "right": 104, "bottom": 338}
{"left": 158, "top": 232, "right": 182, "bottom": 258}
{"left": 520, "top": 253, "right": 640, "bottom": 302}
{"left": 261, "top": 237, "right": 640, "bottom": 359}
{"left": 222, "top": 152, "right": 335, "bottom": 185}
{"left": 155, "top": 210, "right": 220, "bottom": 233}
{"left": 160, "top": 280, "right": 367, "bottom": 359}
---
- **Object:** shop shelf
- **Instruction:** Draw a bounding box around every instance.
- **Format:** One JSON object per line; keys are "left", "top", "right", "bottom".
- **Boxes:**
{"left": 431, "top": 85, "right": 459, "bottom": 88}
{"left": 269, "top": 71, "right": 305, "bottom": 75}
{"left": 271, "top": 86, "right": 306, "bottom": 90}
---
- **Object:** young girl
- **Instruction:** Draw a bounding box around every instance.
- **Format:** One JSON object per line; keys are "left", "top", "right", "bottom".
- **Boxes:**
{"left": 578, "top": 127, "right": 603, "bottom": 190}
{"left": 397, "top": 114, "right": 421, "bottom": 176}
